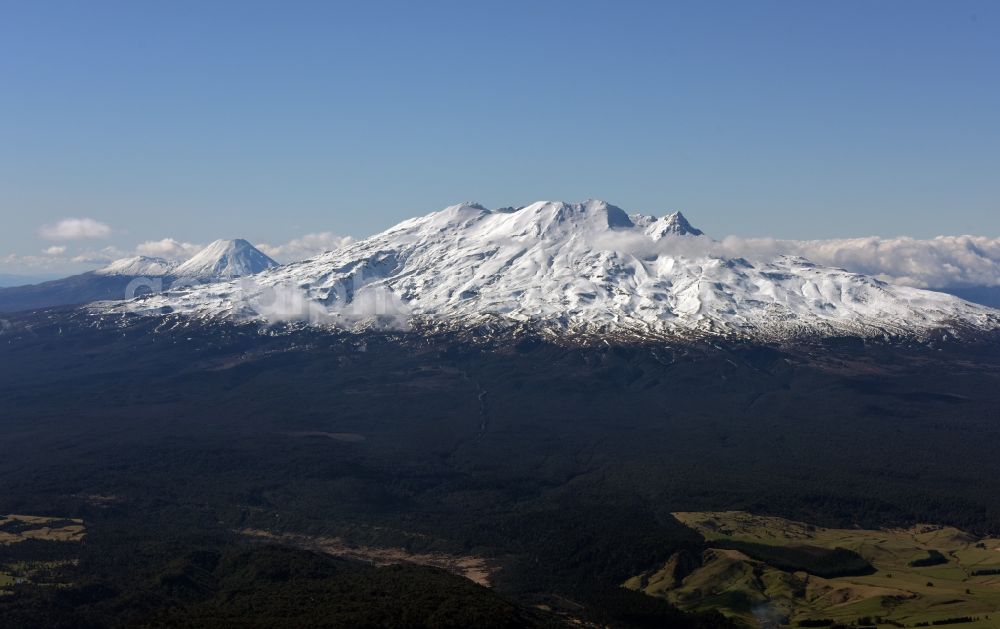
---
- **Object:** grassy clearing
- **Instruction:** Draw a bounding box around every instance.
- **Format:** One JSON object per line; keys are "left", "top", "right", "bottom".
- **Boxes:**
{"left": 626, "top": 511, "right": 1000, "bottom": 628}
{"left": 0, "top": 514, "right": 85, "bottom": 545}
{"left": 0, "top": 515, "right": 85, "bottom": 595}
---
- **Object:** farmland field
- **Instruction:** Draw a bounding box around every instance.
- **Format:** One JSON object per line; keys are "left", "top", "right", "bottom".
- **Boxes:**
{"left": 627, "top": 511, "right": 1000, "bottom": 627}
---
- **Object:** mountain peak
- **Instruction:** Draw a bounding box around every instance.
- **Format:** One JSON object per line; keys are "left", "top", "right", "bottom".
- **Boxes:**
{"left": 505, "top": 200, "right": 634, "bottom": 236}
{"left": 173, "top": 239, "right": 278, "bottom": 279}
{"left": 645, "top": 211, "right": 704, "bottom": 240}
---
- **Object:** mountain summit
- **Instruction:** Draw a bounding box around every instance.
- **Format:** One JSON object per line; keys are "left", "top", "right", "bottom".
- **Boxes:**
{"left": 105, "top": 201, "right": 998, "bottom": 341}
{"left": 173, "top": 239, "right": 278, "bottom": 279}
{"left": 639, "top": 211, "right": 704, "bottom": 239}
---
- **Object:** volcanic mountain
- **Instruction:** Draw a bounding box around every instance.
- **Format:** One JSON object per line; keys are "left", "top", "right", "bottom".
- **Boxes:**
{"left": 100, "top": 201, "right": 998, "bottom": 342}
{"left": 172, "top": 238, "right": 279, "bottom": 279}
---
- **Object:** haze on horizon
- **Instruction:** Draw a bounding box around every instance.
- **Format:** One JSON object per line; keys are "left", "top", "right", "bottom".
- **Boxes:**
{"left": 1, "top": 1, "right": 998, "bottom": 278}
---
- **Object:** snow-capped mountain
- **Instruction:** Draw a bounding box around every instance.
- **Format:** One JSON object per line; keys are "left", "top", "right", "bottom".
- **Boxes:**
{"left": 96, "top": 256, "right": 177, "bottom": 277}
{"left": 0, "top": 240, "right": 278, "bottom": 314}
{"left": 94, "top": 240, "right": 277, "bottom": 281}
{"left": 173, "top": 239, "right": 278, "bottom": 279}
{"left": 103, "top": 201, "right": 999, "bottom": 341}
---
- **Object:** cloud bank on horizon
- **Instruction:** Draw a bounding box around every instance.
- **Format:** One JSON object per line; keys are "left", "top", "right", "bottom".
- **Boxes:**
{"left": 4, "top": 213, "right": 1000, "bottom": 291}
{"left": 740, "top": 235, "right": 1000, "bottom": 289}
{"left": 1, "top": 230, "right": 355, "bottom": 275}
{"left": 586, "top": 228, "right": 1000, "bottom": 290}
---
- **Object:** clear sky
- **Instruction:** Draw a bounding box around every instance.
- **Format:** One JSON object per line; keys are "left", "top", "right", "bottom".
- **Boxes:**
{"left": 1, "top": 1, "right": 998, "bottom": 273}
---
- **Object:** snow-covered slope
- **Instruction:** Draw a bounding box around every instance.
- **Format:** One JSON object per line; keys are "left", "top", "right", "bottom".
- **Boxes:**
{"left": 173, "top": 239, "right": 278, "bottom": 279}
{"left": 96, "top": 256, "right": 177, "bottom": 277}
{"left": 101, "top": 201, "right": 999, "bottom": 341}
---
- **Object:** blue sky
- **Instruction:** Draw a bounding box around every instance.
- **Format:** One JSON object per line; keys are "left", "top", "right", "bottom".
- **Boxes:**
{"left": 1, "top": 1, "right": 998, "bottom": 273}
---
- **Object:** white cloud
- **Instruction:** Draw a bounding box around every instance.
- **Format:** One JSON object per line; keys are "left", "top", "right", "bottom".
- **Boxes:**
{"left": 594, "top": 231, "right": 1000, "bottom": 289}
{"left": 135, "top": 238, "right": 203, "bottom": 260}
{"left": 71, "top": 246, "right": 127, "bottom": 265}
{"left": 721, "top": 235, "right": 1000, "bottom": 289}
{"left": 257, "top": 232, "right": 354, "bottom": 263}
{"left": 39, "top": 218, "right": 111, "bottom": 241}
{"left": 6, "top": 229, "right": 349, "bottom": 274}
{"left": 238, "top": 277, "right": 411, "bottom": 329}
{"left": 2, "top": 253, "right": 54, "bottom": 270}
